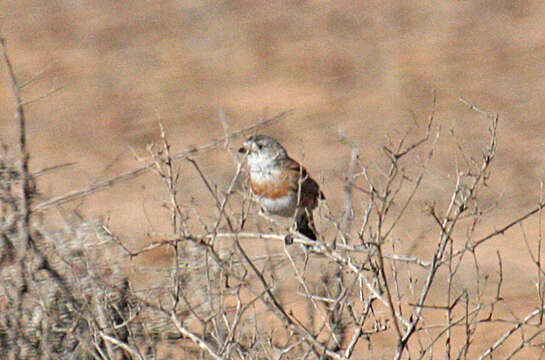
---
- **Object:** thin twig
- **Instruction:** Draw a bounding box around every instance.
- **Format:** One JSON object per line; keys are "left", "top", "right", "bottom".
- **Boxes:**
{"left": 32, "top": 111, "right": 290, "bottom": 212}
{"left": 0, "top": 38, "right": 31, "bottom": 255}
{"left": 169, "top": 311, "right": 226, "bottom": 360}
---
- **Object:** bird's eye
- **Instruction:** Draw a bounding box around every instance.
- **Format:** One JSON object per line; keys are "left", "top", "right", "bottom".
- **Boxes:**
{"left": 257, "top": 143, "right": 263, "bottom": 150}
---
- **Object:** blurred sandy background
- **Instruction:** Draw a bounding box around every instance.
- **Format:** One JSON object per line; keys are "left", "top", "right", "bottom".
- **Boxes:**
{"left": 1, "top": 1, "right": 545, "bottom": 358}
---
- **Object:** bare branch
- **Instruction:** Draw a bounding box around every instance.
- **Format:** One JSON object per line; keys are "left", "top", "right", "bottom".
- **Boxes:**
{"left": 32, "top": 111, "right": 291, "bottom": 212}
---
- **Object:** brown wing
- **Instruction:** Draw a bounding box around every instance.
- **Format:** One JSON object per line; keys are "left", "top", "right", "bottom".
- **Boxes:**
{"left": 284, "top": 158, "right": 322, "bottom": 209}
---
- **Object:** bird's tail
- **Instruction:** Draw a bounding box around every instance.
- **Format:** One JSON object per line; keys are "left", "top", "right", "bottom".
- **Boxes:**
{"left": 296, "top": 210, "right": 317, "bottom": 241}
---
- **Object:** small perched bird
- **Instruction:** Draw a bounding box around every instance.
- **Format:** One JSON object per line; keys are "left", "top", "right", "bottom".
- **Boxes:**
{"left": 238, "top": 135, "right": 324, "bottom": 243}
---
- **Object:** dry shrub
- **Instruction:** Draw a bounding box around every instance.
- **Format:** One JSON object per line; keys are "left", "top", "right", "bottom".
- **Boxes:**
{"left": 2, "top": 40, "right": 545, "bottom": 360}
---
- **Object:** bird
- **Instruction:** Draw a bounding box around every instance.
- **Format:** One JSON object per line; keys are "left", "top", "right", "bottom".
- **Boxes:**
{"left": 238, "top": 135, "right": 324, "bottom": 244}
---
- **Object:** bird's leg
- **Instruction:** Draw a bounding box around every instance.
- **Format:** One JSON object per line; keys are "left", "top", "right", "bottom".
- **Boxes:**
{"left": 284, "top": 234, "right": 294, "bottom": 245}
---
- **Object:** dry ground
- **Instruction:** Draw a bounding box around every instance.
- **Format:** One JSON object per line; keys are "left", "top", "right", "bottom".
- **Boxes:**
{"left": 2, "top": 1, "right": 545, "bottom": 358}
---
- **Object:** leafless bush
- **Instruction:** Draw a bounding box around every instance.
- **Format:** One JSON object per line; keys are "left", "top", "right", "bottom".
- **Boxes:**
{"left": 2, "top": 38, "right": 545, "bottom": 360}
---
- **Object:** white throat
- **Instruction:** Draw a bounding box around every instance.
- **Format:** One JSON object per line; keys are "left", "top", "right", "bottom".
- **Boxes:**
{"left": 246, "top": 152, "right": 278, "bottom": 180}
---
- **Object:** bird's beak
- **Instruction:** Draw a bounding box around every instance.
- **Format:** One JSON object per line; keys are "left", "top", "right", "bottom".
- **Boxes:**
{"left": 238, "top": 147, "right": 246, "bottom": 154}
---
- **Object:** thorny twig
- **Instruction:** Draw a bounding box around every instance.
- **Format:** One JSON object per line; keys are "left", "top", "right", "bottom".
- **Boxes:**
{"left": 3, "top": 53, "right": 545, "bottom": 359}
